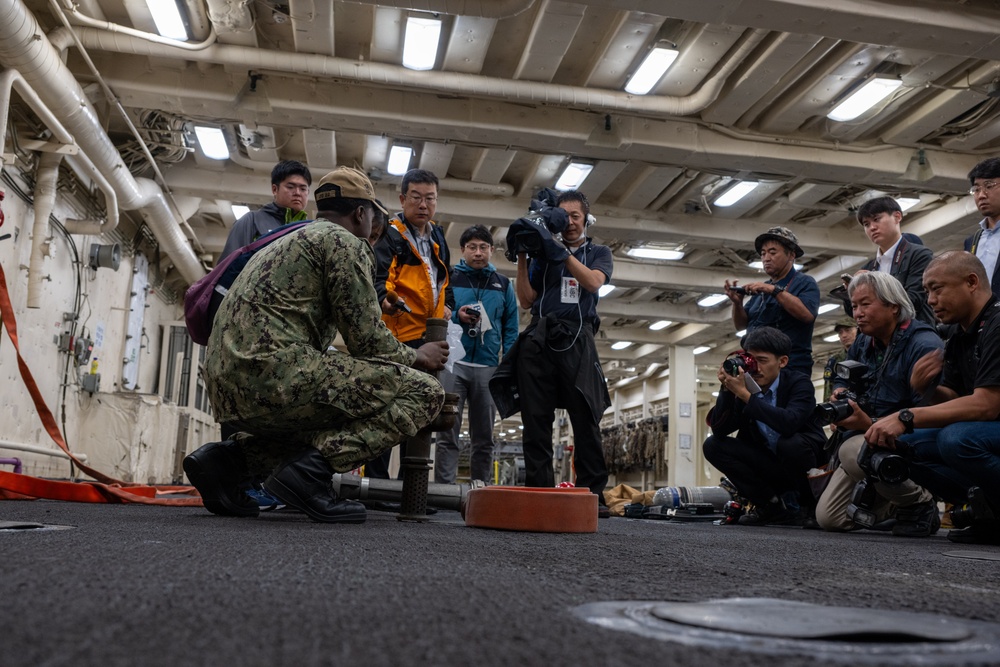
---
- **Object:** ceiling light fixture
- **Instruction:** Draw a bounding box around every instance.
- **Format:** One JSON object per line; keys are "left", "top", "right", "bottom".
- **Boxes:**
{"left": 818, "top": 303, "right": 841, "bottom": 315}
{"left": 693, "top": 346, "right": 711, "bottom": 355}
{"left": 896, "top": 197, "right": 921, "bottom": 212}
{"left": 627, "top": 247, "right": 686, "bottom": 261}
{"left": 598, "top": 284, "right": 616, "bottom": 297}
{"left": 735, "top": 329, "right": 747, "bottom": 337}
{"left": 748, "top": 260, "right": 803, "bottom": 271}
{"left": 555, "top": 161, "right": 594, "bottom": 191}
{"left": 146, "top": 0, "right": 190, "bottom": 40}
{"left": 714, "top": 181, "right": 760, "bottom": 207}
{"left": 827, "top": 76, "right": 903, "bottom": 122}
{"left": 625, "top": 45, "right": 680, "bottom": 95}
{"left": 231, "top": 204, "right": 250, "bottom": 219}
{"left": 611, "top": 341, "right": 633, "bottom": 350}
{"left": 193, "top": 126, "right": 229, "bottom": 160}
{"left": 649, "top": 320, "right": 673, "bottom": 331}
{"left": 697, "top": 294, "right": 728, "bottom": 307}
{"left": 823, "top": 334, "right": 841, "bottom": 343}
{"left": 403, "top": 16, "right": 442, "bottom": 71}
{"left": 387, "top": 144, "right": 413, "bottom": 175}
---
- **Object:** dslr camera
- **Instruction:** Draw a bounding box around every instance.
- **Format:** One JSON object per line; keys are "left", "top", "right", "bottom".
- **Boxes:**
{"left": 728, "top": 285, "right": 749, "bottom": 297}
{"left": 813, "top": 359, "right": 869, "bottom": 425}
{"left": 466, "top": 304, "right": 482, "bottom": 338}
{"left": 846, "top": 440, "right": 913, "bottom": 528}
{"left": 723, "top": 350, "right": 758, "bottom": 377}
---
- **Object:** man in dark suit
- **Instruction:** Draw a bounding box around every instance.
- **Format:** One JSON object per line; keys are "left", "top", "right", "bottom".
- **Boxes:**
{"left": 703, "top": 326, "right": 827, "bottom": 526}
{"left": 963, "top": 157, "right": 1000, "bottom": 298}
{"left": 849, "top": 196, "right": 935, "bottom": 324}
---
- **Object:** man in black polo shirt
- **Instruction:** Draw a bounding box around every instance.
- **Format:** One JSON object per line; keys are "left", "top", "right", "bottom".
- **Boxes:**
{"left": 866, "top": 251, "right": 1000, "bottom": 544}
{"left": 510, "top": 190, "right": 613, "bottom": 511}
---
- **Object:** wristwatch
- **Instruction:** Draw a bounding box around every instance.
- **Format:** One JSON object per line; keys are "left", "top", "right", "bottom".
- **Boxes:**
{"left": 771, "top": 285, "right": 785, "bottom": 297}
{"left": 898, "top": 408, "right": 915, "bottom": 434}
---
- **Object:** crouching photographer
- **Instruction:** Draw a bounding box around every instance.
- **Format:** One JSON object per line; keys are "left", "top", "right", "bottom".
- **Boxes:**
{"left": 703, "top": 327, "right": 826, "bottom": 526}
{"left": 865, "top": 252, "right": 1000, "bottom": 545}
{"left": 815, "top": 272, "right": 944, "bottom": 536}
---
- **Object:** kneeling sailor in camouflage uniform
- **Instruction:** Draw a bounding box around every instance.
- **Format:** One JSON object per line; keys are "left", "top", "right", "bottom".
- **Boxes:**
{"left": 185, "top": 166, "right": 448, "bottom": 523}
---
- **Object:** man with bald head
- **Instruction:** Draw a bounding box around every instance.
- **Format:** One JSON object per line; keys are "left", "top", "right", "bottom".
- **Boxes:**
{"left": 866, "top": 251, "right": 1000, "bottom": 544}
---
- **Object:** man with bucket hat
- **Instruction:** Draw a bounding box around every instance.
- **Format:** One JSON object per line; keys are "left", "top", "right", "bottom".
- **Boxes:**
{"left": 725, "top": 226, "right": 820, "bottom": 377}
{"left": 186, "top": 166, "right": 449, "bottom": 524}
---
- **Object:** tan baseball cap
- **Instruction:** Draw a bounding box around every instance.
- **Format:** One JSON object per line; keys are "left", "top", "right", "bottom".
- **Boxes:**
{"left": 315, "top": 166, "right": 388, "bottom": 214}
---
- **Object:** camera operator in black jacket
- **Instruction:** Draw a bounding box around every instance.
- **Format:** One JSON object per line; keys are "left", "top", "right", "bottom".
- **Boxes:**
{"left": 703, "top": 327, "right": 826, "bottom": 526}
{"left": 815, "top": 271, "right": 944, "bottom": 536}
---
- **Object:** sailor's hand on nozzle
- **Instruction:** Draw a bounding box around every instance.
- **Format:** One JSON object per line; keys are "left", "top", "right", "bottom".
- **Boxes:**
{"left": 414, "top": 340, "right": 449, "bottom": 371}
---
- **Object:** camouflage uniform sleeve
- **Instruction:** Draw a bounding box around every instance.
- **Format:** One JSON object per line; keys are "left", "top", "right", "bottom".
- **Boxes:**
{"left": 328, "top": 231, "right": 417, "bottom": 367}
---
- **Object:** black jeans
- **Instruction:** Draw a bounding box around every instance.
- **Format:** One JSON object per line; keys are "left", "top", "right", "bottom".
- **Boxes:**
{"left": 703, "top": 433, "right": 822, "bottom": 507}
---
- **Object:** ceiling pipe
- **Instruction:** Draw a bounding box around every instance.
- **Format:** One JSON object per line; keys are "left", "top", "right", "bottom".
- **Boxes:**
{"left": 57, "top": 25, "right": 769, "bottom": 118}
{"left": 345, "top": 0, "right": 537, "bottom": 19}
{"left": 0, "top": 69, "right": 119, "bottom": 235}
{"left": 0, "top": 0, "right": 203, "bottom": 283}
{"left": 50, "top": 0, "right": 217, "bottom": 51}
{"left": 26, "top": 151, "right": 61, "bottom": 308}
{"left": 903, "top": 196, "right": 981, "bottom": 240}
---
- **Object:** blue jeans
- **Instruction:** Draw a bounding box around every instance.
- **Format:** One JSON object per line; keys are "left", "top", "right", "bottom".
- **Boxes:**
{"left": 903, "top": 422, "right": 1000, "bottom": 507}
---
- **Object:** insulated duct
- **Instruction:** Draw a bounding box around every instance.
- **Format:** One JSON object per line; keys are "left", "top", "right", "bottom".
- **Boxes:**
{"left": 26, "top": 151, "right": 61, "bottom": 308}
{"left": 0, "top": 0, "right": 204, "bottom": 284}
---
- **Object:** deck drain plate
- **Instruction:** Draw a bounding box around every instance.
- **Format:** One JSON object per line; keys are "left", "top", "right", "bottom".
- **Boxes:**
{"left": 573, "top": 598, "right": 1000, "bottom": 664}
{"left": 0, "top": 521, "right": 73, "bottom": 532}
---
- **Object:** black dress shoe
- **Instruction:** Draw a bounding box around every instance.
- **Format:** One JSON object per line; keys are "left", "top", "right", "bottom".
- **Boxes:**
{"left": 738, "top": 500, "right": 803, "bottom": 526}
{"left": 265, "top": 448, "right": 367, "bottom": 524}
{"left": 948, "top": 523, "right": 1000, "bottom": 545}
{"left": 183, "top": 440, "right": 259, "bottom": 517}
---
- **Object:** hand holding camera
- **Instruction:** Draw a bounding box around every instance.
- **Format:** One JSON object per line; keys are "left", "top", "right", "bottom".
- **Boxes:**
{"left": 464, "top": 304, "right": 482, "bottom": 338}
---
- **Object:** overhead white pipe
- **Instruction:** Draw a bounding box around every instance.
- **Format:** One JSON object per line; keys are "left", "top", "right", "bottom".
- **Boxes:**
{"left": 50, "top": 0, "right": 217, "bottom": 51}
{"left": 0, "top": 439, "right": 88, "bottom": 461}
{"left": 0, "top": 0, "right": 204, "bottom": 283}
{"left": 346, "top": 0, "right": 537, "bottom": 19}
{"left": 59, "top": 25, "right": 770, "bottom": 118}
{"left": 0, "top": 68, "right": 120, "bottom": 236}
{"left": 26, "top": 151, "right": 61, "bottom": 308}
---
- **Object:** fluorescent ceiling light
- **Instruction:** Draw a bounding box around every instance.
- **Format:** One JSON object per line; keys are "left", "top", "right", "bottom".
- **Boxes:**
{"left": 827, "top": 77, "right": 903, "bottom": 122}
{"left": 823, "top": 334, "right": 841, "bottom": 343}
{"left": 403, "top": 16, "right": 441, "bottom": 70}
{"left": 748, "top": 260, "right": 803, "bottom": 271}
{"left": 735, "top": 329, "right": 747, "bottom": 337}
{"left": 231, "top": 204, "right": 250, "bottom": 219}
{"left": 818, "top": 303, "right": 841, "bottom": 315}
{"left": 555, "top": 162, "right": 593, "bottom": 191}
{"left": 518, "top": 425, "right": 523, "bottom": 430}
{"left": 693, "top": 346, "right": 711, "bottom": 355}
{"left": 598, "top": 284, "right": 616, "bottom": 297}
{"left": 387, "top": 145, "right": 413, "bottom": 175}
{"left": 697, "top": 293, "right": 728, "bottom": 307}
{"left": 625, "top": 46, "right": 679, "bottom": 95}
{"left": 711, "top": 391, "right": 720, "bottom": 397}
{"left": 896, "top": 197, "right": 920, "bottom": 212}
{"left": 194, "top": 126, "right": 229, "bottom": 160}
{"left": 627, "top": 247, "right": 686, "bottom": 261}
{"left": 649, "top": 320, "right": 673, "bottom": 331}
{"left": 146, "top": 0, "right": 189, "bottom": 40}
{"left": 611, "top": 341, "right": 633, "bottom": 350}
{"left": 714, "top": 181, "right": 760, "bottom": 207}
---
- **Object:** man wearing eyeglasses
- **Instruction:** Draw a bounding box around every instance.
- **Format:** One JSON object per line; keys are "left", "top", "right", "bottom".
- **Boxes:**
{"left": 965, "top": 158, "right": 1000, "bottom": 298}
{"left": 366, "top": 168, "right": 454, "bottom": 481}
{"left": 382, "top": 168, "right": 454, "bottom": 339}
{"left": 434, "top": 225, "right": 519, "bottom": 485}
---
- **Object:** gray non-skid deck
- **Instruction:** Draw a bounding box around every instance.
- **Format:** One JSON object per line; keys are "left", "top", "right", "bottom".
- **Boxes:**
{"left": 3, "top": 500, "right": 1000, "bottom": 666}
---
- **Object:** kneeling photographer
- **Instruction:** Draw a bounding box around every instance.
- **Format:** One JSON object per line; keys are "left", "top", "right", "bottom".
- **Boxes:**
{"left": 703, "top": 327, "right": 826, "bottom": 526}
{"left": 865, "top": 252, "right": 1000, "bottom": 545}
{"left": 815, "top": 272, "right": 944, "bottom": 536}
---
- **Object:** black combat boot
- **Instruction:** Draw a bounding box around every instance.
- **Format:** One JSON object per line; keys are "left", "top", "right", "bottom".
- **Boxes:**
{"left": 183, "top": 440, "right": 259, "bottom": 517}
{"left": 264, "top": 448, "right": 367, "bottom": 524}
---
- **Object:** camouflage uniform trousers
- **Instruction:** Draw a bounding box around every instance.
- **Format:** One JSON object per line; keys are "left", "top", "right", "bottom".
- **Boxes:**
{"left": 224, "top": 354, "right": 445, "bottom": 475}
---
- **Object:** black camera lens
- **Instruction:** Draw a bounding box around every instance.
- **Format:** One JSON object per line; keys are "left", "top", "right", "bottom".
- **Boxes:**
{"left": 722, "top": 356, "right": 746, "bottom": 377}
{"left": 729, "top": 286, "right": 748, "bottom": 296}
{"left": 812, "top": 398, "right": 854, "bottom": 425}
{"left": 868, "top": 451, "right": 909, "bottom": 485}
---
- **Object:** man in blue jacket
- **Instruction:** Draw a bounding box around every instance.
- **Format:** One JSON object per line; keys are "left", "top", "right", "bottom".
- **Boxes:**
{"left": 703, "top": 327, "right": 827, "bottom": 526}
{"left": 435, "top": 225, "right": 519, "bottom": 484}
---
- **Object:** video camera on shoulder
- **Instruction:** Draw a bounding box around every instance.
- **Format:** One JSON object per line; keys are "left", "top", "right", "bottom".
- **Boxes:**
{"left": 505, "top": 188, "right": 569, "bottom": 261}
{"left": 813, "top": 359, "right": 869, "bottom": 425}
{"left": 723, "top": 350, "right": 757, "bottom": 377}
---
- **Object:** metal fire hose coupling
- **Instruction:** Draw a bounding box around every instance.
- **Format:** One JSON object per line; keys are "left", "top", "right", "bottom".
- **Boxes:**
{"left": 332, "top": 473, "right": 484, "bottom": 513}
{"left": 399, "top": 317, "right": 450, "bottom": 522}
